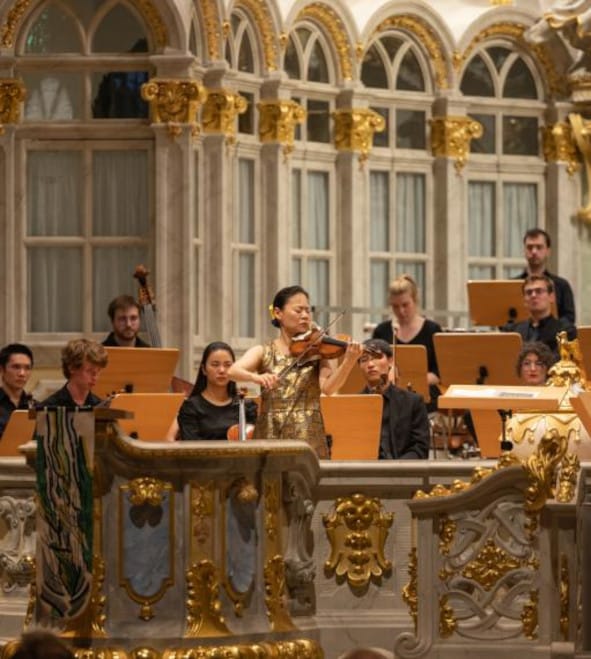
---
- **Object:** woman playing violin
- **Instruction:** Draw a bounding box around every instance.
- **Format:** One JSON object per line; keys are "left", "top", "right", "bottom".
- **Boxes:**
{"left": 175, "top": 341, "right": 257, "bottom": 440}
{"left": 227, "top": 285, "right": 362, "bottom": 458}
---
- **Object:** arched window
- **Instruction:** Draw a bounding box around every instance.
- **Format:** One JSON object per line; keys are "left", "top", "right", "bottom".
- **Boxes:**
{"left": 461, "top": 44, "right": 544, "bottom": 279}
{"left": 15, "top": 1, "right": 154, "bottom": 335}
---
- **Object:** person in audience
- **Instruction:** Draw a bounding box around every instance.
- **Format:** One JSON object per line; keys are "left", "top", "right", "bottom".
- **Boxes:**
{"left": 516, "top": 341, "right": 555, "bottom": 385}
{"left": 0, "top": 343, "right": 34, "bottom": 439}
{"left": 102, "top": 294, "right": 150, "bottom": 347}
{"left": 41, "top": 339, "right": 108, "bottom": 408}
{"left": 358, "top": 338, "right": 429, "bottom": 460}
{"left": 228, "top": 285, "right": 362, "bottom": 458}
{"left": 174, "top": 341, "right": 257, "bottom": 440}
{"left": 513, "top": 227, "right": 575, "bottom": 323}
{"left": 502, "top": 274, "right": 576, "bottom": 357}
{"left": 372, "top": 274, "right": 442, "bottom": 411}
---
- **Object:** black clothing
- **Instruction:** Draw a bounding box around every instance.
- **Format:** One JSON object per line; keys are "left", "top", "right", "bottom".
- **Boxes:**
{"left": 177, "top": 392, "right": 258, "bottom": 440}
{"left": 0, "top": 388, "right": 30, "bottom": 439}
{"left": 372, "top": 317, "right": 442, "bottom": 411}
{"left": 502, "top": 314, "right": 576, "bottom": 357}
{"left": 40, "top": 385, "right": 102, "bottom": 409}
{"left": 101, "top": 332, "right": 151, "bottom": 348}
{"left": 363, "top": 384, "right": 429, "bottom": 460}
{"left": 513, "top": 269, "right": 576, "bottom": 324}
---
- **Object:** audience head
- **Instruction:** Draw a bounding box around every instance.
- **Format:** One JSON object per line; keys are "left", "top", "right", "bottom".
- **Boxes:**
{"left": 191, "top": 341, "right": 237, "bottom": 397}
{"left": 5, "top": 631, "right": 75, "bottom": 659}
{"left": 107, "top": 294, "right": 142, "bottom": 344}
{"left": 61, "top": 338, "right": 108, "bottom": 384}
{"left": 270, "top": 285, "right": 311, "bottom": 331}
{"left": 516, "top": 341, "right": 554, "bottom": 385}
{"left": 523, "top": 227, "right": 551, "bottom": 270}
{"left": 388, "top": 274, "right": 419, "bottom": 324}
{"left": 522, "top": 275, "right": 554, "bottom": 319}
{"left": 358, "top": 338, "right": 393, "bottom": 387}
{"left": 0, "top": 344, "right": 34, "bottom": 395}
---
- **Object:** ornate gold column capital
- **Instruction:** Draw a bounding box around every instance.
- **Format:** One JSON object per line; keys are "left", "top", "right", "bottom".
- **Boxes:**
{"left": 332, "top": 108, "right": 385, "bottom": 162}
{"left": 542, "top": 121, "right": 580, "bottom": 175}
{"left": 257, "top": 99, "right": 305, "bottom": 156}
{"left": 0, "top": 78, "right": 26, "bottom": 134}
{"left": 141, "top": 78, "right": 206, "bottom": 138}
{"left": 201, "top": 88, "right": 247, "bottom": 143}
{"left": 430, "top": 115, "right": 483, "bottom": 173}
{"left": 568, "top": 112, "right": 591, "bottom": 223}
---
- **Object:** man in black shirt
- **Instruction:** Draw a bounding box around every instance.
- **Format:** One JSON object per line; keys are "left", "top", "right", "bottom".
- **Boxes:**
{"left": 102, "top": 295, "right": 150, "bottom": 347}
{"left": 502, "top": 275, "right": 576, "bottom": 357}
{"left": 358, "top": 339, "right": 429, "bottom": 460}
{"left": 513, "top": 228, "right": 575, "bottom": 324}
{"left": 0, "top": 343, "right": 34, "bottom": 438}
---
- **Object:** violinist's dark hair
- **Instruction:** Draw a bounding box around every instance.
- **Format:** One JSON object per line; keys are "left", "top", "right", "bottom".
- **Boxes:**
{"left": 0, "top": 343, "right": 34, "bottom": 369}
{"left": 362, "top": 338, "right": 392, "bottom": 358}
{"left": 191, "top": 341, "right": 237, "bottom": 397}
{"left": 271, "top": 285, "right": 309, "bottom": 328}
{"left": 523, "top": 227, "right": 551, "bottom": 247}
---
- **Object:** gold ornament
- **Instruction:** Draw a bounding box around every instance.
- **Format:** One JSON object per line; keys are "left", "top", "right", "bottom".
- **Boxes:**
{"left": 0, "top": 78, "right": 26, "bottom": 133}
{"left": 439, "top": 594, "right": 457, "bottom": 638}
{"left": 202, "top": 89, "right": 247, "bottom": 143}
{"left": 141, "top": 78, "right": 206, "bottom": 138}
{"left": 401, "top": 547, "right": 418, "bottom": 632}
{"left": 333, "top": 108, "right": 385, "bottom": 162}
{"left": 258, "top": 99, "right": 305, "bottom": 156}
{"left": 185, "top": 560, "right": 230, "bottom": 637}
{"left": 560, "top": 554, "right": 569, "bottom": 640}
{"left": 430, "top": 115, "right": 483, "bottom": 173}
{"left": 542, "top": 122, "right": 580, "bottom": 176}
{"left": 238, "top": 0, "right": 279, "bottom": 71}
{"left": 521, "top": 589, "right": 539, "bottom": 639}
{"left": 264, "top": 555, "right": 295, "bottom": 632}
{"left": 461, "top": 539, "right": 521, "bottom": 591}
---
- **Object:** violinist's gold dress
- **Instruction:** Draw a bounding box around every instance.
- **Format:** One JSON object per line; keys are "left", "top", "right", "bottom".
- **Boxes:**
{"left": 253, "top": 342, "right": 328, "bottom": 458}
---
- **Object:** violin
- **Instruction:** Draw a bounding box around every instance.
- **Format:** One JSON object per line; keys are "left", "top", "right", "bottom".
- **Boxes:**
{"left": 289, "top": 327, "right": 381, "bottom": 363}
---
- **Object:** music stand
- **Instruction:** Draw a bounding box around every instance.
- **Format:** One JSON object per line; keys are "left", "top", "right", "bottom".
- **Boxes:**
{"left": 0, "top": 410, "right": 35, "bottom": 457}
{"left": 577, "top": 326, "right": 591, "bottom": 378}
{"left": 570, "top": 391, "right": 591, "bottom": 435}
{"left": 97, "top": 347, "right": 179, "bottom": 398}
{"left": 439, "top": 384, "right": 567, "bottom": 458}
{"left": 467, "top": 280, "right": 527, "bottom": 326}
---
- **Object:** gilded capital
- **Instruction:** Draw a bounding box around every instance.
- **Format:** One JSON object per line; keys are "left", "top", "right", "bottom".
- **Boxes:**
{"left": 0, "top": 78, "right": 26, "bottom": 134}
{"left": 202, "top": 89, "right": 247, "bottom": 142}
{"left": 257, "top": 99, "right": 305, "bottom": 155}
{"left": 568, "top": 113, "right": 591, "bottom": 223}
{"left": 141, "top": 78, "right": 206, "bottom": 138}
{"left": 333, "top": 108, "right": 386, "bottom": 162}
{"left": 542, "top": 122, "right": 580, "bottom": 176}
{"left": 430, "top": 115, "right": 483, "bottom": 173}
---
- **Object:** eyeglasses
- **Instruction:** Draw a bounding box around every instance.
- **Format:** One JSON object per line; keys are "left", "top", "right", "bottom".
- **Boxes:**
{"left": 523, "top": 287, "right": 549, "bottom": 297}
{"left": 522, "top": 360, "right": 544, "bottom": 369}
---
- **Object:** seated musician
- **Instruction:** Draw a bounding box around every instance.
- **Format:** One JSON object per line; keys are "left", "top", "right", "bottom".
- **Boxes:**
{"left": 41, "top": 339, "right": 108, "bottom": 408}
{"left": 501, "top": 275, "right": 576, "bottom": 357}
{"left": 174, "top": 341, "right": 257, "bottom": 441}
{"left": 516, "top": 341, "right": 555, "bottom": 386}
{"left": 358, "top": 338, "right": 429, "bottom": 460}
{"left": 102, "top": 294, "right": 150, "bottom": 347}
{"left": 0, "top": 343, "right": 34, "bottom": 439}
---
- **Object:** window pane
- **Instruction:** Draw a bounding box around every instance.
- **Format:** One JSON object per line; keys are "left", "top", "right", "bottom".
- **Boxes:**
{"left": 503, "top": 265, "right": 524, "bottom": 278}
{"left": 24, "top": 5, "right": 82, "bottom": 53}
{"left": 503, "top": 183, "right": 537, "bottom": 256}
{"left": 370, "top": 260, "right": 389, "bottom": 322}
{"left": 93, "top": 245, "right": 148, "bottom": 331}
{"left": 397, "top": 50, "right": 424, "bottom": 91}
{"left": 370, "top": 171, "right": 389, "bottom": 251}
{"left": 381, "top": 36, "right": 403, "bottom": 61}
{"left": 92, "top": 6, "right": 147, "bottom": 53}
{"left": 284, "top": 37, "right": 300, "bottom": 79}
{"left": 487, "top": 46, "right": 511, "bottom": 72}
{"left": 371, "top": 107, "right": 389, "bottom": 147}
{"left": 307, "top": 172, "right": 329, "bottom": 249}
{"left": 238, "top": 32, "right": 255, "bottom": 73}
{"left": 468, "top": 265, "right": 495, "bottom": 280}
{"left": 237, "top": 159, "right": 255, "bottom": 243}
{"left": 503, "top": 58, "right": 538, "bottom": 99}
{"left": 461, "top": 55, "right": 494, "bottom": 97}
{"left": 468, "top": 182, "right": 495, "bottom": 257}
{"left": 27, "top": 151, "right": 82, "bottom": 236}
{"left": 361, "top": 45, "right": 388, "bottom": 89}
{"left": 93, "top": 150, "right": 149, "bottom": 236}
{"left": 308, "top": 40, "right": 329, "bottom": 83}
{"left": 28, "top": 247, "right": 82, "bottom": 332}
{"left": 503, "top": 116, "right": 538, "bottom": 155}
{"left": 238, "top": 91, "right": 254, "bottom": 134}
{"left": 396, "top": 110, "right": 425, "bottom": 149}
{"left": 291, "top": 170, "right": 302, "bottom": 248}
{"left": 292, "top": 257, "right": 302, "bottom": 283}
{"left": 92, "top": 71, "right": 149, "bottom": 119}
{"left": 396, "top": 173, "right": 425, "bottom": 252}
{"left": 308, "top": 259, "right": 329, "bottom": 328}
{"left": 23, "top": 73, "right": 83, "bottom": 120}
{"left": 307, "top": 99, "right": 330, "bottom": 143}
{"left": 297, "top": 28, "right": 312, "bottom": 50}
{"left": 238, "top": 254, "right": 255, "bottom": 337}
{"left": 469, "top": 114, "right": 495, "bottom": 154}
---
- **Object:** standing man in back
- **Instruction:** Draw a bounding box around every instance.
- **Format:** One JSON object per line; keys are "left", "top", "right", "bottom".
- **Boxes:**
{"left": 102, "top": 294, "right": 150, "bottom": 347}
{"left": 0, "top": 343, "right": 34, "bottom": 439}
{"left": 513, "top": 228, "right": 575, "bottom": 324}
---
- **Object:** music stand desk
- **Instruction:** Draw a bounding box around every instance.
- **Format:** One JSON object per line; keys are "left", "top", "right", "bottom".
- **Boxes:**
{"left": 0, "top": 410, "right": 35, "bottom": 457}
{"left": 570, "top": 392, "right": 591, "bottom": 436}
{"left": 98, "top": 347, "right": 179, "bottom": 398}
{"left": 109, "top": 393, "right": 186, "bottom": 441}
{"left": 434, "top": 332, "right": 522, "bottom": 387}
{"left": 577, "top": 326, "right": 591, "bottom": 378}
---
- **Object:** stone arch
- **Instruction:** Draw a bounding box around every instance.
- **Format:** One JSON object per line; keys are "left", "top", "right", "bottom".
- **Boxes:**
{"left": 229, "top": 0, "right": 280, "bottom": 72}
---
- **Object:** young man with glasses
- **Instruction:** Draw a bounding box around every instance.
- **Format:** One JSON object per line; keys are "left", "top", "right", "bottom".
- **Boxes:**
{"left": 503, "top": 275, "right": 576, "bottom": 356}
